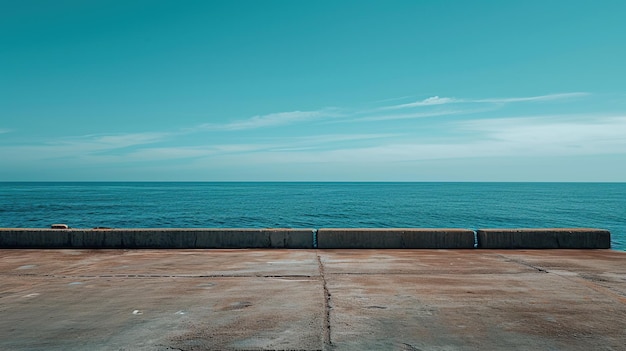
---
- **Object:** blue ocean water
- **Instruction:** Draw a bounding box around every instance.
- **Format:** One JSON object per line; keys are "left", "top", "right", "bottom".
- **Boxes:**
{"left": 0, "top": 182, "right": 624, "bottom": 250}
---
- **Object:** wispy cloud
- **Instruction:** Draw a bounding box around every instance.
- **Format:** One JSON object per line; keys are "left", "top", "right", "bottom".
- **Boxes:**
{"left": 123, "top": 133, "right": 399, "bottom": 160}
{"left": 2, "top": 93, "right": 618, "bottom": 181}
{"left": 196, "top": 109, "right": 340, "bottom": 131}
{"left": 56, "top": 132, "right": 170, "bottom": 154}
{"left": 358, "top": 109, "right": 480, "bottom": 122}
{"left": 380, "top": 92, "right": 589, "bottom": 111}
{"left": 278, "top": 133, "right": 398, "bottom": 144}
{"left": 457, "top": 115, "right": 626, "bottom": 155}
{"left": 473, "top": 92, "right": 590, "bottom": 104}
{"left": 0, "top": 132, "right": 171, "bottom": 163}
{"left": 76, "top": 132, "right": 168, "bottom": 148}
{"left": 204, "top": 114, "right": 626, "bottom": 166}
{"left": 380, "top": 96, "right": 456, "bottom": 110}
{"left": 0, "top": 128, "right": 11, "bottom": 134}
{"left": 122, "top": 144, "right": 273, "bottom": 161}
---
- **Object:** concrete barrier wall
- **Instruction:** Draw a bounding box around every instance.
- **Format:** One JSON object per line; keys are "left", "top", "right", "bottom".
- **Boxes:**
{"left": 0, "top": 228, "right": 314, "bottom": 249}
{"left": 317, "top": 228, "right": 476, "bottom": 249}
{"left": 0, "top": 228, "right": 612, "bottom": 249}
{"left": 477, "top": 228, "right": 611, "bottom": 249}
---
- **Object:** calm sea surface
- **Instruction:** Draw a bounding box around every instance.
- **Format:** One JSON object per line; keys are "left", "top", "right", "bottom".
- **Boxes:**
{"left": 1, "top": 182, "right": 624, "bottom": 250}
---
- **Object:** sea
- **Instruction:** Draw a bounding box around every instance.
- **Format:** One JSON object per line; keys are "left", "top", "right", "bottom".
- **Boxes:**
{"left": 1, "top": 182, "right": 624, "bottom": 250}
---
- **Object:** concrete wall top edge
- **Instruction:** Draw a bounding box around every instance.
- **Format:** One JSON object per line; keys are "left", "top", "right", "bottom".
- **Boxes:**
{"left": 0, "top": 228, "right": 315, "bottom": 232}
{"left": 477, "top": 228, "right": 609, "bottom": 233}
{"left": 317, "top": 228, "right": 473, "bottom": 232}
{"left": 1, "top": 227, "right": 610, "bottom": 232}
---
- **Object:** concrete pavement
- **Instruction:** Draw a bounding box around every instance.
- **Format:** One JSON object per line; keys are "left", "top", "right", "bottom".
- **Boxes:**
{"left": 1, "top": 249, "right": 626, "bottom": 350}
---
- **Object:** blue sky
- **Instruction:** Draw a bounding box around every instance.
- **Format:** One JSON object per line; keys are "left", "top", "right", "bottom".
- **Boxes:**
{"left": 1, "top": 0, "right": 625, "bottom": 181}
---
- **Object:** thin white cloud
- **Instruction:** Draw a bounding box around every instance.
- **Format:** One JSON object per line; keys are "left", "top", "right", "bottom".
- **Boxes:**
{"left": 473, "top": 92, "right": 590, "bottom": 104}
{"left": 122, "top": 144, "right": 275, "bottom": 161}
{"left": 0, "top": 128, "right": 11, "bottom": 134}
{"left": 56, "top": 132, "right": 170, "bottom": 152}
{"left": 380, "top": 96, "right": 457, "bottom": 110}
{"left": 0, "top": 132, "right": 170, "bottom": 163}
{"left": 381, "top": 92, "right": 589, "bottom": 110}
{"left": 358, "top": 109, "right": 477, "bottom": 122}
{"left": 80, "top": 132, "right": 168, "bottom": 147}
{"left": 122, "top": 133, "right": 398, "bottom": 161}
{"left": 275, "top": 133, "right": 399, "bottom": 144}
{"left": 2, "top": 94, "right": 617, "bottom": 180}
{"left": 199, "top": 115, "right": 626, "bottom": 166}
{"left": 457, "top": 115, "right": 626, "bottom": 154}
{"left": 197, "top": 109, "right": 339, "bottom": 131}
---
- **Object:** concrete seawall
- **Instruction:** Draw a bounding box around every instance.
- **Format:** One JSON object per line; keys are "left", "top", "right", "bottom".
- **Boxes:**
{"left": 0, "top": 227, "right": 612, "bottom": 249}
{"left": 477, "top": 228, "right": 611, "bottom": 249}
{"left": 0, "top": 228, "right": 314, "bottom": 249}
{"left": 316, "top": 228, "right": 475, "bottom": 249}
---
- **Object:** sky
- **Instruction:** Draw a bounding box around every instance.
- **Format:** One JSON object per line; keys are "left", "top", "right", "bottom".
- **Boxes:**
{"left": 1, "top": 0, "right": 626, "bottom": 181}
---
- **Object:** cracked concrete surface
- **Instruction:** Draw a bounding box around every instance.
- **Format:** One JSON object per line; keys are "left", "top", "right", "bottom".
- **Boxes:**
{"left": 1, "top": 249, "right": 626, "bottom": 350}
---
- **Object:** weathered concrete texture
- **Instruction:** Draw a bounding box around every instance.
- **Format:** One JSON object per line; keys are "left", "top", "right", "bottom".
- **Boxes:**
{"left": 3, "top": 249, "right": 626, "bottom": 350}
{"left": 317, "top": 228, "right": 475, "bottom": 249}
{"left": 0, "top": 250, "right": 323, "bottom": 351}
{"left": 477, "top": 228, "right": 611, "bottom": 249}
{"left": 0, "top": 228, "right": 314, "bottom": 249}
{"left": 320, "top": 249, "right": 626, "bottom": 350}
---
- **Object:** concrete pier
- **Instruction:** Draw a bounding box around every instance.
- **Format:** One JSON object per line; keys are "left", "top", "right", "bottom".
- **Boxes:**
{"left": 1, "top": 249, "right": 625, "bottom": 350}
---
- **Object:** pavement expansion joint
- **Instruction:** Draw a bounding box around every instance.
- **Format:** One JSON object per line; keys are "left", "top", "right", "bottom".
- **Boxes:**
{"left": 316, "top": 251, "right": 333, "bottom": 349}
